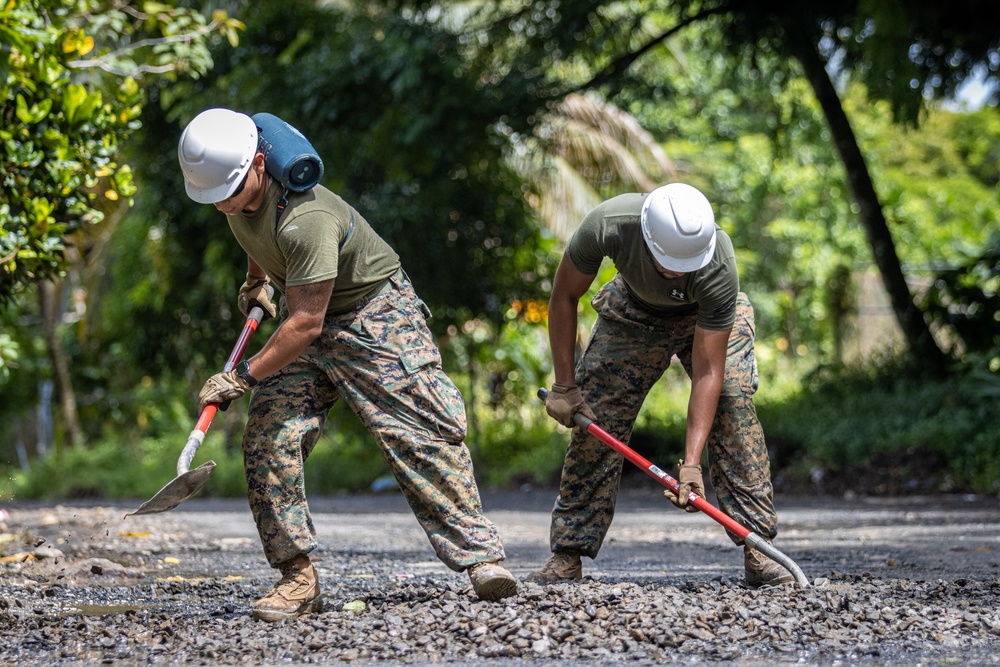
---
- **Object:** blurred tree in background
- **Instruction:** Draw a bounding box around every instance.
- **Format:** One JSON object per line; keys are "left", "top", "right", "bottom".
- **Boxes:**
{"left": 0, "top": 0, "right": 241, "bottom": 457}
{"left": 1, "top": 0, "right": 998, "bottom": 498}
{"left": 1, "top": 0, "right": 242, "bottom": 299}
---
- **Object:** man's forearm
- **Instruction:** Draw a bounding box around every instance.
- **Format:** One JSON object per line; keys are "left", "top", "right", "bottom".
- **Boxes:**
{"left": 684, "top": 325, "right": 731, "bottom": 465}
{"left": 243, "top": 279, "right": 333, "bottom": 382}
{"left": 548, "top": 299, "right": 580, "bottom": 386}
{"left": 684, "top": 377, "right": 722, "bottom": 465}
{"left": 247, "top": 256, "right": 267, "bottom": 280}
{"left": 245, "top": 315, "right": 320, "bottom": 381}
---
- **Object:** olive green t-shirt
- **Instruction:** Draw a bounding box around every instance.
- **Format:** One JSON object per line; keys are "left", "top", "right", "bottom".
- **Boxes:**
{"left": 567, "top": 192, "right": 739, "bottom": 330}
{"left": 226, "top": 182, "right": 400, "bottom": 314}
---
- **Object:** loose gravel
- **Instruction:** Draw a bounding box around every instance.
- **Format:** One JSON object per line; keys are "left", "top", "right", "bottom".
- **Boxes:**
{"left": 1, "top": 495, "right": 999, "bottom": 666}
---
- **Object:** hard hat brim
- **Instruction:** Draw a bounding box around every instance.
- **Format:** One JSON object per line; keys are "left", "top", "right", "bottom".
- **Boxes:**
{"left": 648, "top": 233, "right": 717, "bottom": 273}
{"left": 183, "top": 166, "right": 251, "bottom": 204}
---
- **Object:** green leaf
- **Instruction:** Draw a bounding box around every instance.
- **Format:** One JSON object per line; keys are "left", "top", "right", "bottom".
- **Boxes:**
{"left": 27, "top": 197, "right": 55, "bottom": 227}
{"left": 15, "top": 94, "right": 52, "bottom": 124}
{"left": 113, "top": 164, "right": 137, "bottom": 197}
{"left": 39, "top": 55, "right": 65, "bottom": 86}
{"left": 77, "top": 90, "right": 104, "bottom": 128}
{"left": 61, "top": 83, "right": 87, "bottom": 126}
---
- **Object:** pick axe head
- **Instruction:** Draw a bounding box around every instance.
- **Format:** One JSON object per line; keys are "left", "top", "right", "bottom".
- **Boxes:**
{"left": 124, "top": 461, "right": 216, "bottom": 518}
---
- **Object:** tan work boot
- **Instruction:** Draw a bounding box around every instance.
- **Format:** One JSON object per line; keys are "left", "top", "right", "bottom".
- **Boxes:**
{"left": 468, "top": 562, "right": 518, "bottom": 601}
{"left": 252, "top": 554, "right": 323, "bottom": 622}
{"left": 524, "top": 551, "right": 583, "bottom": 584}
{"left": 744, "top": 544, "right": 795, "bottom": 588}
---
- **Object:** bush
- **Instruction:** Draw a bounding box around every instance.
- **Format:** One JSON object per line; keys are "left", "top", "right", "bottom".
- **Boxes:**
{"left": 0, "top": 397, "right": 564, "bottom": 501}
{"left": 3, "top": 355, "right": 996, "bottom": 502}
{"left": 760, "top": 358, "right": 1000, "bottom": 494}
{"left": 471, "top": 411, "right": 568, "bottom": 488}
{"left": 0, "top": 431, "right": 248, "bottom": 503}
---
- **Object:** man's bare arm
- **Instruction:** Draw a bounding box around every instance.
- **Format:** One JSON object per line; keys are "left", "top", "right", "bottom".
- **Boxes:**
{"left": 243, "top": 279, "right": 334, "bottom": 381}
{"left": 683, "top": 325, "right": 731, "bottom": 465}
{"left": 549, "top": 253, "right": 596, "bottom": 386}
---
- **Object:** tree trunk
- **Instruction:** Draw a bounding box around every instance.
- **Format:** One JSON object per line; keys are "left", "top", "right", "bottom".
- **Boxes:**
{"left": 38, "top": 280, "right": 83, "bottom": 449}
{"left": 790, "top": 37, "right": 949, "bottom": 373}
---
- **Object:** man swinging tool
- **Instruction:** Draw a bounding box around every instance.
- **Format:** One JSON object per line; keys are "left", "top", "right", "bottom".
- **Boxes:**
{"left": 527, "top": 183, "right": 793, "bottom": 588}
{"left": 177, "top": 108, "right": 517, "bottom": 622}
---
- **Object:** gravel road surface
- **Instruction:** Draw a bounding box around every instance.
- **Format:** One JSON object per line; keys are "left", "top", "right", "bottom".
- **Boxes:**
{"left": 1, "top": 488, "right": 999, "bottom": 666}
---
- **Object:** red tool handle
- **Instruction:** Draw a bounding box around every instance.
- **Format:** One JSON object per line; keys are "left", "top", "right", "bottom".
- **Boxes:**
{"left": 537, "top": 388, "right": 750, "bottom": 538}
{"left": 177, "top": 307, "right": 264, "bottom": 475}
{"left": 537, "top": 387, "right": 809, "bottom": 586}
{"left": 192, "top": 306, "right": 264, "bottom": 430}
{"left": 584, "top": 413, "right": 751, "bottom": 541}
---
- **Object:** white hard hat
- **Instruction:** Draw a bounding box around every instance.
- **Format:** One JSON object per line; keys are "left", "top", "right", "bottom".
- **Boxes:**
{"left": 178, "top": 108, "right": 258, "bottom": 204}
{"left": 640, "top": 183, "right": 717, "bottom": 272}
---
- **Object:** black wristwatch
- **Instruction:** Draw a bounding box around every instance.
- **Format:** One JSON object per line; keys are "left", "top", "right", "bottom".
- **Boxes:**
{"left": 235, "top": 359, "right": 258, "bottom": 387}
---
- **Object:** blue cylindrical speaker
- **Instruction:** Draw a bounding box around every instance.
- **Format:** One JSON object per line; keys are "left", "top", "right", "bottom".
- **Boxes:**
{"left": 252, "top": 113, "right": 324, "bottom": 192}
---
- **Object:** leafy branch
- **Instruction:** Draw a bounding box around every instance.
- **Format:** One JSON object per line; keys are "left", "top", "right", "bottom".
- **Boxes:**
{"left": 67, "top": 12, "right": 239, "bottom": 77}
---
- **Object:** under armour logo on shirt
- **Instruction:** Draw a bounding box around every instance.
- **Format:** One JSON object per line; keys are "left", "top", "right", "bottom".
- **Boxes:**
{"left": 670, "top": 288, "right": 687, "bottom": 301}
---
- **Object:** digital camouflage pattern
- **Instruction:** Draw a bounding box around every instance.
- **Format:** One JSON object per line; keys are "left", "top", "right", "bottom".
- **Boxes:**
{"left": 550, "top": 275, "right": 778, "bottom": 558}
{"left": 243, "top": 272, "right": 505, "bottom": 571}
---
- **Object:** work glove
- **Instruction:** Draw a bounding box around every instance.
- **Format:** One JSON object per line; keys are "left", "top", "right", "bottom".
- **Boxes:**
{"left": 198, "top": 370, "right": 251, "bottom": 413}
{"left": 664, "top": 461, "right": 704, "bottom": 513}
{"left": 545, "top": 383, "right": 597, "bottom": 428}
{"left": 238, "top": 274, "right": 277, "bottom": 320}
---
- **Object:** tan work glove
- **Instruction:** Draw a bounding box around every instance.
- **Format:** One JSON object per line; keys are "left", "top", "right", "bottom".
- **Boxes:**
{"left": 664, "top": 461, "right": 704, "bottom": 513}
{"left": 198, "top": 370, "right": 251, "bottom": 412}
{"left": 545, "top": 383, "right": 597, "bottom": 428}
{"left": 238, "top": 274, "right": 277, "bottom": 320}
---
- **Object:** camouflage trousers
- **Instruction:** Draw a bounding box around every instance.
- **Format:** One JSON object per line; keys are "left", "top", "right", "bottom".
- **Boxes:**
{"left": 242, "top": 270, "right": 505, "bottom": 572}
{"left": 550, "top": 274, "right": 778, "bottom": 558}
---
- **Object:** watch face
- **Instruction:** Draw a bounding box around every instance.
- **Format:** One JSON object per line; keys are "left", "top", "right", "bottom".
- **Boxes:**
{"left": 237, "top": 360, "right": 256, "bottom": 385}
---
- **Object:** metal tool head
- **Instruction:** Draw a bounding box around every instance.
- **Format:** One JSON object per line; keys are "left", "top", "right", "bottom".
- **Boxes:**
{"left": 124, "top": 460, "right": 217, "bottom": 518}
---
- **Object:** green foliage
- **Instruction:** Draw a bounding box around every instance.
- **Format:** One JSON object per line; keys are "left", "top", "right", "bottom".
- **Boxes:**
{"left": 760, "top": 359, "right": 1000, "bottom": 493}
{"left": 0, "top": 331, "right": 18, "bottom": 382}
{"left": 0, "top": 398, "right": 567, "bottom": 499}
{"left": 302, "top": 437, "right": 390, "bottom": 494}
{"left": 126, "top": 0, "right": 552, "bottom": 332}
{"left": 613, "top": 19, "right": 1000, "bottom": 370}
{"left": 922, "top": 231, "right": 1000, "bottom": 360}
{"left": 0, "top": 0, "right": 241, "bottom": 303}
{"left": 0, "top": 431, "right": 233, "bottom": 501}
{"left": 0, "top": 297, "right": 48, "bottom": 437}
{"left": 472, "top": 416, "right": 568, "bottom": 489}
{"left": 4, "top": 2, "right": 999, "bottom": 502}
{"left": 671, "top": 0, "right": 1000, "bottom": 125}
{"left": 950, "top": 106, "right": 1000, "bottom": 187}
{"left": 826, "top": 1, "right": 1000, "bottom": 124}
{"left": 853, "top": 94, "right": 1000, "bottom": 267}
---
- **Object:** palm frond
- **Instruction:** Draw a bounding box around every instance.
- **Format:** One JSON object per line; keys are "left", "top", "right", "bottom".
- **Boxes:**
{"left": 514, "top": 91, "right": 677, "bottom": 244}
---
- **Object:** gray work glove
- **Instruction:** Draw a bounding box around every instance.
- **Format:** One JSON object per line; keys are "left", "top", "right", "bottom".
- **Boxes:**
{"left": 544, "top": 383, "right": 597, "bottom": 428}
{"left": 238, "top": 274, "right": 277, "bottom": 320}
{"left": 198, "top": 370, "right": 251, "bottom": 413}
{"left": 664, "top": 461, "right": 704, "bottom": 513}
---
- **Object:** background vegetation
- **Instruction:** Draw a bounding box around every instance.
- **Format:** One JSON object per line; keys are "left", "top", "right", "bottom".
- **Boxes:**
{"left": 2, "top": 0, "right": 998, "bottom": 504}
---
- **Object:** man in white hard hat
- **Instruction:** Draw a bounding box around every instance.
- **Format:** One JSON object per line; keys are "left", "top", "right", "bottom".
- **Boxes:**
{"left": 527, "top": 183, "right": 793, "bottom": 588}
{"left": 177, "top": 107, "right": 517, "bottom": 621}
